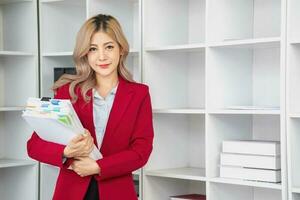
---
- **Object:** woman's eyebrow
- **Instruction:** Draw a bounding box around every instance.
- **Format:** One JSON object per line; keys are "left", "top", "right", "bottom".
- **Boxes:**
{"left": 90, "top": 41, "right": 114, "bottom": 46}
{"left": 104, "top": 41, "right": 114, "bottom": 45}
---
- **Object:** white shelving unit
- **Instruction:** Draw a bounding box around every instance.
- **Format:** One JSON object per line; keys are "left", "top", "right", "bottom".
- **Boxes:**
{"left": 36, "top": 0, "right": 292, "bottom": 200}
{"left": 287, "top": 0, "right": 300, "bottom": 199}
{"left": 0, "top": 0, "right": 39, "bottom": 199}
{"left": 143, "top": 0, "right": 287, "bottom": 200}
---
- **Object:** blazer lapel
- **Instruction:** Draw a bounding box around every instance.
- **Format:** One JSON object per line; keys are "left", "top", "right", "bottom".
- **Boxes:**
{"left": 84, "top": 89, "right": 99, "bottom": 148}
{"left": 80, "top": 76, "right": 134, "bottom": 151}
{"left": 100, "top": 76, "right": 134, "bottom": 152}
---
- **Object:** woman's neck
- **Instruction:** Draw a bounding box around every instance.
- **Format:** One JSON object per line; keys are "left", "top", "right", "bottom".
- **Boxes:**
{"left": 95, "top": 74, "right": 119, "bottom": 93}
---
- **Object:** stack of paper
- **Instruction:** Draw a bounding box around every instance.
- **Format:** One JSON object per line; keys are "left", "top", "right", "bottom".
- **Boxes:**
{"left": 22, "top": 97, "right": 102, "bottom": 160}
{"left": 220, "top": 140, "right": 281, "bottom": 183}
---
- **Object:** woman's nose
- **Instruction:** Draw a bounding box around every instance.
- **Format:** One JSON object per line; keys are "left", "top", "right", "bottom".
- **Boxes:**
{"left": 98, "top": 49, "right": 106, "bottom": 60}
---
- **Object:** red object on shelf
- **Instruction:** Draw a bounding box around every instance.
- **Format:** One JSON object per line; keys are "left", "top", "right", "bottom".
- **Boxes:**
{"left": 169, "top": 194, "right": 206, "bottom": 200}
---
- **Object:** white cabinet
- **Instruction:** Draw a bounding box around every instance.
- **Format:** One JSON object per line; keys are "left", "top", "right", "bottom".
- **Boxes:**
{"left": 36, "top": 0, "right": 294, "bottom": 200}
{"left": 0, "top": 0, "right": 38, "bottom": 199}
{"left": 143, "top": 0, "right": 287, "bottom": 199}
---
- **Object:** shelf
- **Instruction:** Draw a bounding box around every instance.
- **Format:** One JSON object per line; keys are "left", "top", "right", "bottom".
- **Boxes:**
{"left": 144, "top": 0, "right": 205, "bottom": 47}
{"left": 40, "top": 0, "right": 83, "bottom": 4}
{"left": 292, "top": 187, "right": 300, "bottom": 194}
{"left": 0, "top": 0, "right": 32, "bottom": 4}
{"left": 207, "top": 46, "right": 280, "bottom": 110}
{"left": 145, "top": 49, "right": 205, "bottom": 109}
{"left": 0, "top": 51, "right": 34, "bottom": 56}
{"left": 42, "top": 50, "right": 138, "bottom": 58}
{"left": 208, "top": 37, "right": 280, "bottom": 49}
{"left": 40, "top": 0, "right": 86, "bottom": 53}
{"left": 289, "top": 40, "right": 300, "bottom": 45}
{"left": 207, "top": 0, "right": 281, "bottom": 42}
{"left": 290, "top": 41, "right": 300, "bottom": 45}
{"left": 42, "top": 52, "right": 73, "bottom": 57}
{"left": 208, "top": 109, "right": 281, "bottom": 115}
{"left": 40, "top": 49, "right": 142, "bottom": 56}
{"left": 289, "top": 113, "right": 300, "bottom": 118}
{"left": 0, "top": 107, "right": 25, "bottom": 112}
{"left": 145, "top": 43, "right": 206, "bottom": 53}
{"left": 153, "top": 108, "right": 205, "bottom": 114}
{"left": 0, "top": 159, "right": 37, "bottom": 168}
{"left": 145, "top": 167, "right": 206, "bottom": 181}
{"left": 40, "top": 0, "right": 64, "bottom": 3}
{"left": 209, "top": 177, "right": 282, "bottom": 190}
{"left": 129, "top": 49, "right": 139, "bottom": 53}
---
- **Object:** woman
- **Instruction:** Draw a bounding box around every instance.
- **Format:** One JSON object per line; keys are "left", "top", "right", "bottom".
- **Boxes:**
{"left": 27, "top": 14, "right": 154, "bottom": 200}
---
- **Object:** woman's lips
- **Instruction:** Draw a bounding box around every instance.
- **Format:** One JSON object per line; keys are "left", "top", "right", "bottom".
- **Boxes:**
{"left": 98, "top": 64, "right": 110, "bottom": 69}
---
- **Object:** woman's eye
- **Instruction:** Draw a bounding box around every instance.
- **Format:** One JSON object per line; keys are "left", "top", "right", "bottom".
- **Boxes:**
{"left": 89, "top": 47, "right": 97, "bottom": 52}
{"left": 106, "top": 45, "right": 114, "bottom": 50}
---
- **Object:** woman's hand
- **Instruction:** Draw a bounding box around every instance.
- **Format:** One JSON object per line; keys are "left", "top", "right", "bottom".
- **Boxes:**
{"left": 63, "top": 129, "right": 94, "bottom": 158}
{"left": 71, "top": 157, "right": 101, "bottom": 177}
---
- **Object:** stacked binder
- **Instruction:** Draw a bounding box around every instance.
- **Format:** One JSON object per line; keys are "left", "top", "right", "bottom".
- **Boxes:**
{"left": 220, "top": 140, "right": 281, "bottom": 183}
{"left": 22, "top": 97, "right": 102, "bottom": 160}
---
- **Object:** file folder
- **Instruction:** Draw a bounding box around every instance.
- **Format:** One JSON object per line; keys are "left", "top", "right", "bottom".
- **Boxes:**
{"left": 22, "top": 97, "right": 102, "bottom": 160}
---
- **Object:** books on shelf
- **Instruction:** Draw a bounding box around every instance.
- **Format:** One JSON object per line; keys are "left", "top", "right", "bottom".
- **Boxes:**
{"left": 220, "top": 153, "right": 281, "bottom": 170}
{"left": 220, "top": 140, "right": 281, "bottom": 183}
{"left": 222, "top": 140, "right": 280, "bottom": 156}
{"left": 170, "top": 194, "right": 206, "bottom": 200}
{"left": 220, "top": 166, "right": 281, "bottom": 183}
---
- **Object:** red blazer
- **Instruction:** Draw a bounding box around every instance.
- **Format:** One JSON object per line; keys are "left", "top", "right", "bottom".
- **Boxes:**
{"left": 27, "top": 76, "right": 154, "bottom": 200}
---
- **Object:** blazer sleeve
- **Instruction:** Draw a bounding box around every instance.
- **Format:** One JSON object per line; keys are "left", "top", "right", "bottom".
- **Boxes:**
{"left": 94, "top": 89, "right": 154, "bottom": 181}
{"left": 27, "top": 85, "right": 70, "bottom": 168}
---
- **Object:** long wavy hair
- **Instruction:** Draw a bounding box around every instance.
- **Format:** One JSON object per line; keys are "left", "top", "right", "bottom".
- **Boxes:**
{"left": 52, "top": 14, "right": 134, "bottom": 103}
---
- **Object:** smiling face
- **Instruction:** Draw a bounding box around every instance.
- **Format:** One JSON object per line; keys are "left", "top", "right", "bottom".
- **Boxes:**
{"left": 87, "top": 31, "right": 121, "bottom": 80}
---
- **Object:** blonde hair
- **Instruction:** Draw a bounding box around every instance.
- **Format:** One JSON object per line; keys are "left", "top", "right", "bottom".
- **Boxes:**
{"left": 52, "top": 14, "right": 134, "bottom": 102}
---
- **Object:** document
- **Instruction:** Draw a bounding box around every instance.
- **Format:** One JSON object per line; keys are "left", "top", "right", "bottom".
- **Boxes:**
{"left": 22, "top": 97, "right": 102, "bottom": 160}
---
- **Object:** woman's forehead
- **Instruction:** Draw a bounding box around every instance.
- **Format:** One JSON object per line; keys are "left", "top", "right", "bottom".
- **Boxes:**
{"left": 90, "top": 31, "right": 116, "bottom": 44}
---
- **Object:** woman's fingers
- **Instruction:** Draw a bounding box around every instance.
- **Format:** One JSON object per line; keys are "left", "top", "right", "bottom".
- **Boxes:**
{"left": 65, "top": 129, "right": 95, "bottom": 158}
{"left": 72, "top": 159, "right": 86, "bottom": 177}
{"left": 85, "top": 129, "right": 91, "bottom": 135}
{"left": 71, "top": 134, "right": 85, "bottom": 143}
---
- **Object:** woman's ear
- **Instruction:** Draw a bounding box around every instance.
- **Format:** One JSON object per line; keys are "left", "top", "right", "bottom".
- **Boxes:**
{"left": 119, "top": 48, "right": 124, "bottom": 55}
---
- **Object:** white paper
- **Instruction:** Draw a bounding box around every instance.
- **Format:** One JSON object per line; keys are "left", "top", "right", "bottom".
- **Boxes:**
{"left": 22, "top": 98, "right": 102, "bottom": 160}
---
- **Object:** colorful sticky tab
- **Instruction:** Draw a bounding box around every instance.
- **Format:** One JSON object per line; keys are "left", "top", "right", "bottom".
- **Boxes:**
{"left": 53, "top": 107, "right": 60, "bottom": 112}
{"left": 51, "top": 99, "right": 60, "bottom": 105}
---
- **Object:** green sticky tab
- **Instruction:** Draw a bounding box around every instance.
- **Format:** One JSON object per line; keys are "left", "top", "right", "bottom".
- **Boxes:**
{"left": 58, "top": 116, "right": 71, "bottom": 126}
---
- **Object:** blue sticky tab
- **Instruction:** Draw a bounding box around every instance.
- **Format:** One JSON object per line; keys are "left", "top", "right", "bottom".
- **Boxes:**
{"left": 51, "top": 99, "right": 60, "bottom": 105}
{"left": 41, "top": 103, "right": 49, "bottom": 108}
